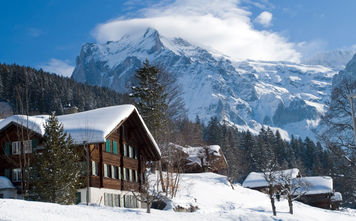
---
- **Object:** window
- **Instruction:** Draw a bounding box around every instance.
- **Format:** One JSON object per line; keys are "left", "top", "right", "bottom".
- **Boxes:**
{"left": 113, "top": 141, "right": 118, "bottom": 154}
{"left": 112, "top": 165, "right": 118, "bottom": 179}
{"left": 105, "top": 140, "right": 111, "bottom": 152}
{"left": 129, "top": 146, "right": 133, "bottom": 158}
{"left": 129, "top": 169, "right": 133, "bottom": 182}
{"left": 123, "top": 144, "right": 127, "bottom": 156}
{"left": 23, "top": 140, "right": 32, "bottom": 153}
{"left": 114, "top": 194, "right": 120, "bottom": 207}
{"left": 134, "top": 147, "right": 138, "bottom": 159}
{"left": 91, "top": 161, "right": 98, "bottom": 176}
{"left": 12, "top": 141, "right": 21, "bottom": 155}
{"left": 123, "top": 195, "right": 138, "bottom": 208}
{"left": 0, "top": 194, "right": 3, "bottom": 199}
{"left": 104, "top": 164, "right": 112, "bottom": 178}
{"left": 104, "top": 193, "right": 113, "bottom": 207}
{"left": 104, "top": 193, "right": 121, "bottom": 207}
{"left": 124, "top": 195, "right": 130, "bottom": 208}
{"left": 12, "top": 168, "right": 21, "bottom": 182}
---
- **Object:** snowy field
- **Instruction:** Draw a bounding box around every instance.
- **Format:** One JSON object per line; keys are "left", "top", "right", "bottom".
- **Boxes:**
{"left": 0, "top": 173, "right": 355, "bottom": 221}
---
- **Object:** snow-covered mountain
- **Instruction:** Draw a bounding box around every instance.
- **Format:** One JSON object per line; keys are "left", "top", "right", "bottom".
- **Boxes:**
{"left": 301, "top": 49, "right": 356, "bottom": 70}
{"left": 72, "top": 28, "right": 338, "bottom": 139}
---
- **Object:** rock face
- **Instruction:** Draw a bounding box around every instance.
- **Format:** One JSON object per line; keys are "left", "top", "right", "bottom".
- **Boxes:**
{"left": 72, "top": 28, "right": 338, "bottom": 139}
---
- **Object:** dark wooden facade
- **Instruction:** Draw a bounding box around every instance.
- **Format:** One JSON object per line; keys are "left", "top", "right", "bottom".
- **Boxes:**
{"left": 296, "top": 193, "right": 333, "bottom": 209}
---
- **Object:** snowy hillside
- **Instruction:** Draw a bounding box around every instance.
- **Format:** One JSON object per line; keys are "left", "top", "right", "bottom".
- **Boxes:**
{"left": 72, "top": 28, "right": 338, "bottom": 139}
{"left": 1, "top": 173, "right": 355, "bottom": 221}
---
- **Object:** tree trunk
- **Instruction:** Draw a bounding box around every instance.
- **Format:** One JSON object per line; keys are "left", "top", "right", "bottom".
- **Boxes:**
{"left": 288, "top": 196, "right": 293, "bottom": 214}
{"left": 158, "top": 160, "right": 166, "bottom": 192}
{"left": 269, "top": 186, "right": 277, "bottom": 216}
{"left": 270, "top": 196, "right": 276, "bottom": 216}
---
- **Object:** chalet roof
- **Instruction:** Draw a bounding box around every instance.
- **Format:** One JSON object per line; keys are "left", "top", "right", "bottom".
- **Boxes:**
{"left": 294, "top": 176, "right": 333, "bottom": 195}
{"left": 331, "top": 192, "right": 342, "bottom": 202}
{"left": 242, "top": 168, "right": 300, "bottom": 188}
{"left": 173, "top": 144, "right": 226, "bottom": 166}
{"left": 0, "top": 105, "right": 160, "bottom": 156}
{"left": 0, "top": 176, "right": 15, "bottom": 189}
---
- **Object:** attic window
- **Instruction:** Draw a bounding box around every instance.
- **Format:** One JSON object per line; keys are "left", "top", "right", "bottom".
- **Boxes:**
{"left": 12, "top": 141, "right": 21, "bottom": 155}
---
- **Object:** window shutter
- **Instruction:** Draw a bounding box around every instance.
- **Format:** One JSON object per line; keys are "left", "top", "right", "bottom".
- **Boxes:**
{"left": 123, "top": 144, "right": 127, "bottom": 156}
{"left": 104, "top": 164, "right": 108, "bottom": 177}
{"left": 129, "top": 169, "right": 133, "bottom": 182}
{"left": 106, "top": 140, "right": 111, "bottom": 152}
{"left": 4, "top": 142, "right": 10, "bottom": 155}
{"left": 129, "top": 146, "right": 133, "bottom": 158}
{"left": 4, "top": 169, "right": 10, "bottom": 178}
{"left": 111, "top": 165, "right": 115, "bottom": 179}
{"left": 104, "top": 193, "right": 108, "bottom": 206}
{"left": 113, "top": 141, "right": 118, "bottom": 154}
{"left": 123, "top": 168, "right": 127, "bottom": 181}
{"left": 32, "top": 138, "right": 38, "bottom": 150}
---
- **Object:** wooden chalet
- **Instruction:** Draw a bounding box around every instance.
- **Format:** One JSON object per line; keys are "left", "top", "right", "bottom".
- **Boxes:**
{"left": 242, "top": 168, "right": 301, "bottom": 194}
{"left": 293, "top": 176, "right": 337, "bottom": 210}
{"left": 0, "top": 105, "right": 161, "bottom": 208}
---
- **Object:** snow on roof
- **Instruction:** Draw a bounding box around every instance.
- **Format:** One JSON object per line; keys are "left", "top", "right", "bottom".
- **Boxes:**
{"left": 294, "top": 176, "right": 333, "bottom": 195}
{"left": 242, "top": 168, "right": 300, "bottom": 188}
{"left": 0, "top": 105, "right": 160, "bottom": 156}
{"left": 173, "top": 144, "right": 223, "bottom": 166}
{"left": 0, "top": 176, "right": 15, "bottom": 189}
{"left": 0, "top": 115, "right": 49, "bottom": 135}
{"left": 331, "top": 192, "right": 342, "bottom": 202}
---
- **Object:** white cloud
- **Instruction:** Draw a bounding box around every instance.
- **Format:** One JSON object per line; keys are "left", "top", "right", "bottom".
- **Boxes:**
{"left": 254, "top": 11, "right": 272, "bottom": 27}
{"left": 92, "top": 0, "right": 300, "bottom": 62}
{"left": 40, "top": 59, "right": 74, "bottom": 77}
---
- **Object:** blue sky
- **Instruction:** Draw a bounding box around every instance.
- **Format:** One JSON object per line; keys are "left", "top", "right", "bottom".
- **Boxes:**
{"left": 1, "top": 0, "right": 355, "bottom": 76}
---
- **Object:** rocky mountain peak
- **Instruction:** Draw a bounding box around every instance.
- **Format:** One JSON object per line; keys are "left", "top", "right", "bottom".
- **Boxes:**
{"left": 72, "top": 28, "right": 338, "bottom": 140}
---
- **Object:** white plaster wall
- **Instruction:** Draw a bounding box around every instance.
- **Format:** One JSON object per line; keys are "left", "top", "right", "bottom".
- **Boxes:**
{"left": 77, "top": 187, "right": 142, "bottom": 208}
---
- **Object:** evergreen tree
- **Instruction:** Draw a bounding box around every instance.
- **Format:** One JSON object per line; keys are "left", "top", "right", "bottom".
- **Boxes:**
{"left": 30, "top": 113, "right": 82, "bottom": 204}
{"left": 130, "top": 59, "right": 169, "bottom": 141}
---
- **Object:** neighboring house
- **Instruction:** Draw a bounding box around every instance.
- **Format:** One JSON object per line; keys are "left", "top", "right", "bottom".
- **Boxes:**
{"left": 163, "top": 144, "right": 228, "bottom": 175}
{"left": 242, "top": 168, "right": 300, "bottom": 193}
{"left": 330, "top": 192, "right": 342, "bottom": 210}
{"left": 0, "top": 105, "right": 161, "bottom": 208}
{"left": 293, "top": 176, "right": 337, "bottom": 209}
{"left": 242, "top": 170, "right": 342, "bottom": 210}
{"left": 0, "top": 176, "right": 17, "bottom": 199}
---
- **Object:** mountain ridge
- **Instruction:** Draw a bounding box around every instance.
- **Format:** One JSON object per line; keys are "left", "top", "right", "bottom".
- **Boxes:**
{"left": 72, "top": 28, "right": 338, "bottom": 140}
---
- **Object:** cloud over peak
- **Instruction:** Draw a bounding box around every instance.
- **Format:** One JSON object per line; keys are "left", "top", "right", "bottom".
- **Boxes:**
{"left": 40, "top": 59, "right": 74, "bottom": 77}
{"left": 92, "top": 0, "right": 300, "bottom": 62}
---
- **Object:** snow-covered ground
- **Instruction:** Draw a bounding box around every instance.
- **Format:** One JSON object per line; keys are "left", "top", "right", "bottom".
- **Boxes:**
{"left": 0, "top": 173, "right": 355, "bottom": 221}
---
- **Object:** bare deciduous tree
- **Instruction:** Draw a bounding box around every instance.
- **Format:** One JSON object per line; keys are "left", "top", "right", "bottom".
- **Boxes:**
{"left": 132, "top": 168, "right": 165, "bottom": 213}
